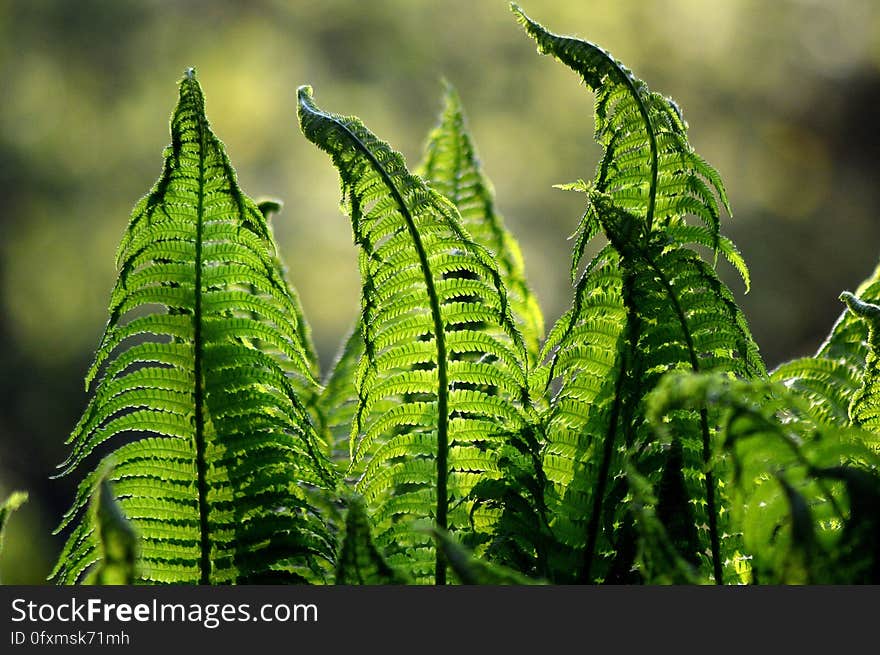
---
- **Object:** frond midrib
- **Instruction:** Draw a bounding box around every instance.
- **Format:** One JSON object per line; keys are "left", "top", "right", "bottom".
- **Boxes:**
{"left": 188, "top": 76, "right": 211, "bottom": 586}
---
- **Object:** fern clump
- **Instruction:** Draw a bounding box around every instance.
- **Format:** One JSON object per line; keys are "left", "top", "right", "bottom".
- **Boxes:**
{"left": 39, "top": 4, "right": 880, "bottom": 588}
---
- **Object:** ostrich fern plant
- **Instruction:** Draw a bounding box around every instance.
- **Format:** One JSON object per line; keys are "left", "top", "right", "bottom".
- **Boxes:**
{"left": 40, "top": 4, "right": 880, "bottom": 586}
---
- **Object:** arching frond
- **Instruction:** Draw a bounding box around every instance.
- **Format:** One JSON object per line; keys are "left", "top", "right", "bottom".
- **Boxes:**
{"left": 512, "top": 4, "right": 730, "bottom": 245}
{"left": 317, "top": 82, "right": 544, "bottom": 469}
{"left": 298, "top": 85, "right": 531, "bottom": 584}
{"left": 508, "top": 6, "right": 762, "bottom": 584}
{"left": 52, "top": 70, "right": 335, "bottom": 585}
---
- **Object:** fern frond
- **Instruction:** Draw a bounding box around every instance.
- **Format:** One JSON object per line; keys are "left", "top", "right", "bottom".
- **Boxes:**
{"left": 648, "top": 371, "right": 880, "bottom": 583}
{"left": 53, "top": 69, "right": 335, "bottom": 585}
{"left": 510, "top": 6, "right": 762, "bottom": 584}
{"left": 335, "top": 495, "right": 409, "bottom": 584}
{"left": 84, "top": 479, "right": 138, "bottom": 585}
{"left": 418, "top": 81, "right": 544, "bottom": 363}
{"left": 317, "top": 82, "right": 544, "bottom": 469}
{"left": 298, "top": 86, "right": 530, "bottom": 584}
{"left": 512, "top": 4, "right": 730, "bottom": 246}
{"left": 541, "top": 196, "right": 760, "bottom": 583}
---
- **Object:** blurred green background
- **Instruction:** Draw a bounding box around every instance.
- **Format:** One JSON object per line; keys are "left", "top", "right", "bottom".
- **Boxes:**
{"left": 2, "top": 0, "right": 879, "bottom": 583}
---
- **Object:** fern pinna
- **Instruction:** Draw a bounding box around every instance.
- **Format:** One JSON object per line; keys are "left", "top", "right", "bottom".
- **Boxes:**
{"left": 52, "top": 69, "right": 335, "bottom": 584}
{"left": 298, "top": 86, "right": 532, "bottom": 584}
{"left": 499, "top": 5, "right": 763, "bottom": 584}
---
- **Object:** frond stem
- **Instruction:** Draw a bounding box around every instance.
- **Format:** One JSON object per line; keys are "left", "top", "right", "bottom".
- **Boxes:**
{"left": 192, "top": 93, "right": 211, "bottom": 586}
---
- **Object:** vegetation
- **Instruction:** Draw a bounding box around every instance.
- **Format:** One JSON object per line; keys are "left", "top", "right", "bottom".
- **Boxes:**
{"left": 2, "top": 4, "right": 878, "bottom": 585}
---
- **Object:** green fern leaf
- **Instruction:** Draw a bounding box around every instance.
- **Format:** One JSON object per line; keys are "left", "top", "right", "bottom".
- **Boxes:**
{"left": 84, "top": 479, "right": 139, "bottom": 585}
{"left": 298, "top": 85, "right": 531, "bottom": 584}
{"left": 648, "top": 371, "right": 880, "bottom": 583}
{"left": 318, "top": 82, "right": 544, "bottom": 469}
{"left": 511, "top": 6, "right": 762, "bottom": 584}
{"left": 418, "top": 81, "right": 544, "bottom": 363}
{"left": 512, "top": 4, "right": 730, "bottom": 245}
{"left": 52, "top": 69, "right": 335, "bottom": 585}
{"left": 335, "top": 495, "right": 409, "bottom": 584}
